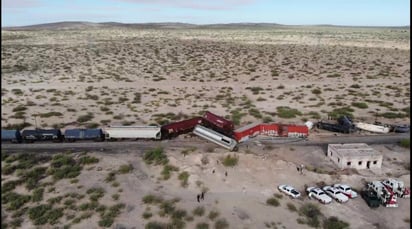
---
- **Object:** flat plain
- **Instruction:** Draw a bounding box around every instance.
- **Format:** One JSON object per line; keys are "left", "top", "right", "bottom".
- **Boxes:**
{"left": 1, "top": 24, "right": 410, "bottom": 229}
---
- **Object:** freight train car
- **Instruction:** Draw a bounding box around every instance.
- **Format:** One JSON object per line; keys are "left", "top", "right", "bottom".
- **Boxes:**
{"left": 233, "top": 123, "right": 261, "bottom": 142}
{"left": 104, "top": 126, "right": 161, "bottom": 140}
{"left": 337, "top": 116, "right": 356, "bottom": 133}
{"left": 316, "top": 121, "right": 351, "bottom": 133}
{"left": 193, "top": 125, "right": 238, "bottom": 151}
{"left": 160, "top": 117, "right": 204, "bottom": 139}
{"left": 1, "top": 129, "right": 23, "bottom": 143}
{"left": 203, "top": 111, "right": 235, "bottom": 137}
{"left": 64, "top": 128, "right": 105, "bottom": 142}
{"left": 392, "top": 125, "right": 410, "bottom": 133}
{"left": 280, "top": 124, "right": 309, "bottom": 138}
{"left": 21, "top": 129, "right": 64, "bottom": 143}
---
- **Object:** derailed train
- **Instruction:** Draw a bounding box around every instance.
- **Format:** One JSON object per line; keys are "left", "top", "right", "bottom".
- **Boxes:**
{"left": 1, "top": 111, "right": 310, "bottom": 151}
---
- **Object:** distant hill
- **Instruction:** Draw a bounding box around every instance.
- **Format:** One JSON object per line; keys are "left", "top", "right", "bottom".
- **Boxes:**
{"left": 2, "top": 21, "right": 410, "bottom": 31}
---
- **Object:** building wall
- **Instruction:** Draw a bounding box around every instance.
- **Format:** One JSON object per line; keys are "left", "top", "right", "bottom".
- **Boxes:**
{"left": 327, "top": 145, "right": 383, "bottom": 169}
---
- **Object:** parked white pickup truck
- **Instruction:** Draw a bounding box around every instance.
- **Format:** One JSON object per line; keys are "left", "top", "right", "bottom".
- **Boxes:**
{"left": 323, "top": 186, "right": 349, "bottom": 203}
{"left": 333, "top": 184, "right": 358, "bottom": 199}
{"left": 306, "top": 187, "right": 332, "bottom": 204}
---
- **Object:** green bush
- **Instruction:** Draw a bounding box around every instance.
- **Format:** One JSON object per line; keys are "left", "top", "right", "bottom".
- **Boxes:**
{"left": 208, "top": 210, "right": 220, "bottom": 221}
{"left": 143, "top": 147, "right": 168, "bottom": 165}
{"left": 266, "top": 198, "right": 280, "bottom": 207}
{"left": 221, "top": 154, "right": 239, "bottom": 167}
{"left": 142, "top": 194, "right": 163, "bottom": 204}
{"left": 299, "top": 203, "right": 322, "bottom": 228}
{"left": 193, "top": 206, "right": 205, "bottom": 216}
{"left": 142, "top": 211, "right": 153, "bottom": 219}
{"left": 328, "top": 107, "right": 354, "bottom": 119}
{"left": 196, "top": 222, "right": 210, "bottom": 229}
{"left": 400, "top": 139, "right": 410, "bottom": 148}
{"left": 214, "top": 218, "right": 229, "bottom": 229}
{"left": 276, "top": 106, "right": 302, "bottom": 118}
{"left": 79, "top": 155, "right": 99, "bottom": 164}
{"left": 105, "top": 171, "right": 116, "bottom": 182}
{"left": 286, "top": 202, "right": 297, "bottom": 212}
{"left": 31, "top": 188, "right": 44, "bottom": 202}
{"left": 161, "top": 164, "right": 179, "bottom": 180}
{"left": 351, "top": 102, "right": 368, "bottom": 109}
{"left": 2, "top": 192, "right": 31, "bottom": 210}
{"left": 311, "top": 88, "right": 322, "bottom": 95}
{"left": 118, "top": 164, "right": 133, "bottom": 174}
{"left": 178, "top": 171, "right": 190, "bottom": 187}
{"left": 323, "top": 216, "right": 350, "bottom": 229}
{"left": 77, "top": 113, "right": 94, "bottom": 123}
{"left": 145, "top": 221, "right": 168, "bottom": 229}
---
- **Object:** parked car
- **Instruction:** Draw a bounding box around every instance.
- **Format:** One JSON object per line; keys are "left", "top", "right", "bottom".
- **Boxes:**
{"left": 306, "top": 187, "right": 332, "bottom": 204}
{"left": 360, "top": 190, "right": 380, "bottom": 208}
{"left": 333, "top": 184, "right": 358, "bottom": 198}
{"left": 278, "top": 185, "right": 301, "bottom": 198}
{"left": 323, "top": 186, "right": 349, "bottom": 203}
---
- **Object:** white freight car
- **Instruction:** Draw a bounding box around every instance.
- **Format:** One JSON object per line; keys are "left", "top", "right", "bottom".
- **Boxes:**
{"left": 193, "top": 125, "right": 237, "bottom": 151}
{"left": 355, "top": 122, "right": 390, "bottom": 134}
{"left": 104, "top": 126, "right": 161, "bottom": 140}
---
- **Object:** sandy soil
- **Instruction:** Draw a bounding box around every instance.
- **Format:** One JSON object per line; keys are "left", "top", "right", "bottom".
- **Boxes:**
{"left": 3, "top": 143, "right": 407, "bottom": 229}
{"left": 1, "top": 27, "right": 410, "bottom": 129}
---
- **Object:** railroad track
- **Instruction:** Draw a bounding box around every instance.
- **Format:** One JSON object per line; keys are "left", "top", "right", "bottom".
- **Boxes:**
{"left": 1, "top": 133, "right": 409, "bottom": 153}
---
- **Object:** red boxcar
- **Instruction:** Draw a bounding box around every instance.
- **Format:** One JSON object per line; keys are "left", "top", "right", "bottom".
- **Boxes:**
{"left": 259, "top": 123, "right": 279, "bottom": 136}
{"left": 203, "top": 111, "right": 234, "bottom": 136}
{"left": 233, "top": 123, "right": 261, "bottom": 142}
{"left": 282, "top": 124, "right": 308, "bottom": 138}
{"left": 161, "top": 117, "right": 204, "bottom": 139}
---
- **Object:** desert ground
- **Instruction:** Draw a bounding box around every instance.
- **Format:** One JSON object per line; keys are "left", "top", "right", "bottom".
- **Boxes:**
{"left": 1, "top": 24, "right": 410, "bottom": 229}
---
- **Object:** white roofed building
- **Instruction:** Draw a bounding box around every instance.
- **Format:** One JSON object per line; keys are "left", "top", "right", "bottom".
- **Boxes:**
{"left": 327, "top": 143, "right": 383, "bottom": 170}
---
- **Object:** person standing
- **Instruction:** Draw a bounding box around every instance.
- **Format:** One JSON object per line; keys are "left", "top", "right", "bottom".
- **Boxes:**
{"left": 197, "top": 194, "right": 200, "bottom": 203}
{"left": 201, "top": 192, "right": 205, "bottom": 200}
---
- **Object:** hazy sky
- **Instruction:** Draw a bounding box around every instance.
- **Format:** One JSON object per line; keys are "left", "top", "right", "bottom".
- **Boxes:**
{"left": 2, "top": 0, "right": 410, "bottom": 27}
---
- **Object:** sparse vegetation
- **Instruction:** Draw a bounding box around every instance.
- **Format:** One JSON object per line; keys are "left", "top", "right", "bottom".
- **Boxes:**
{"left": 221, "top": 154, "right": 239, "bottom": 167}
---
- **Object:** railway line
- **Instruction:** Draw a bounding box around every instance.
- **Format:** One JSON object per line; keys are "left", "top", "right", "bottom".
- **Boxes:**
{"left": 2, "top": 133, "right": 409, "bottom": 154}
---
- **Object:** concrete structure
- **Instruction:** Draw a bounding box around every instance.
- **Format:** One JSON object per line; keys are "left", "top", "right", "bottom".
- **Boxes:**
{"left": 327, "top": 143, "right": 383, "bottom": 169}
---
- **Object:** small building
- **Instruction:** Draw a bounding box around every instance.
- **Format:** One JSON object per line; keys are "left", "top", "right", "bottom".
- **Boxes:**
{"left": 327, "top": 143, "right": 383, "bottom": 169}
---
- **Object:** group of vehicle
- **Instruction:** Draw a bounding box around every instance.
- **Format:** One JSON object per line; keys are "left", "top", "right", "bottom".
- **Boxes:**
{"left": 278, "top": 178, "right": 409, "bottom": 209}
{"left": 316, "top": 116, "right": 410, "bottom": 134}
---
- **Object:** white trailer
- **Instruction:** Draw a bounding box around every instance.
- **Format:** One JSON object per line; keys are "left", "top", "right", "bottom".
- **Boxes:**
{"left": 355, "top": 122, "right": 390, "bottom": 134}
{"left": 367, "top": 181, "right": 398, "bottom": 207}
{"left": 382, "top": 179, "right": 410, "bottom": 198}
{"left": 104, "top": 126, "right": 161, "bottom": 140}
{"left": 193, "top": 125, "right": 238, "bottom": 151}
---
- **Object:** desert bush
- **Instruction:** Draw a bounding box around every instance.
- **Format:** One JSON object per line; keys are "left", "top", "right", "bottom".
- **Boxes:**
{"left": 262, "top": 116, "right": 273, "bottom": 123}
{"left": 208, "top": 210, "right": 220, "bottom": 221}
{"left": 178, "top": 171, "right": 190, "bottom": 187}
{"left": 400, "top": 139, "right": 410, "bottom": 148}
{"left": 77, "top": 113, "right": 94, "bottom": 123}
{"left": 266, "top": 198, "right": 280, "bottom": 207}
{"left": 145, "top": 221, "right": 168, "bottom": 229}
{"left": 323, "top": 216, "right": 350, "bottom": 229}
{"left": 39, "top": 112, "right": 63, "bottom": 118}
{"left": 12, "top": 105, "right": 27, "bottom": 112}
{"left": 351, "top": 102, "right": 368, "bottom": 109}
{"left": 144, "top": 147, "right": 168, "bottom": 165}
{"left": 276, "top": 106, "right": 302, "bottom": 118}
{"left": 286, "top": 202, "right": 297, "bottom": 212}
{"left": 28, "top": 204, "right": 63, "bottom": 225}
{"left": 48, "top": 154, "right": 82, "bottom": 180}
{"left": 274, "top": 193, "right": 283, "bottom": 199}
{"left": 161, "top": 164, "right": 179, "bottom": 180}
{"left": 2, "top": 179, "right": 24, "bottom": 193}
{"left": 142, "top": 194, "right": 163, "bottom": 204}
{"left": 79, "top": 155, "right": 99, "bottom": 164}
{"left": 299, "top": 203, "right": 321, "bottom": 228}
{"left": 377, "top": 112, "right": 407, "bottom": 119}
{"left": 214, "top": 218, "right": 229, "bottom": 229}
{"left": 196, "top": 222, "right": 210, "bottom": 229}
{"left": 87, "top": 187, "right": 105, "bottom": 201}
{"left": 105, "top": 171, "right": 116, "bottom": 182}
{"left": 112, "top": 194, "right": 120, "bottom": 201}
{"left": 328, "top": 107, "right": 354, "bottom": 119}
{"left": 311, "top": 88, "right": 322, "bottom": 95}
{"left": 118, "top": 164, "right": 133, "bottom": 174}
{"left": 221, "top": 154, "right": 239, "bottom": 167}
{"left": 230, "top": 109, "right": 247, "bottom": 125}
{"left": 2, "top": 192, "right": 31, "bottom": 210}
{"left": 142, "top": 211, "right": 153, "bottom": 219}
{"left": 193, "top": 206, "right": 205, "bottom": 216}
{"left": 31, "top": 188, "right": 44, "bottom": 202}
